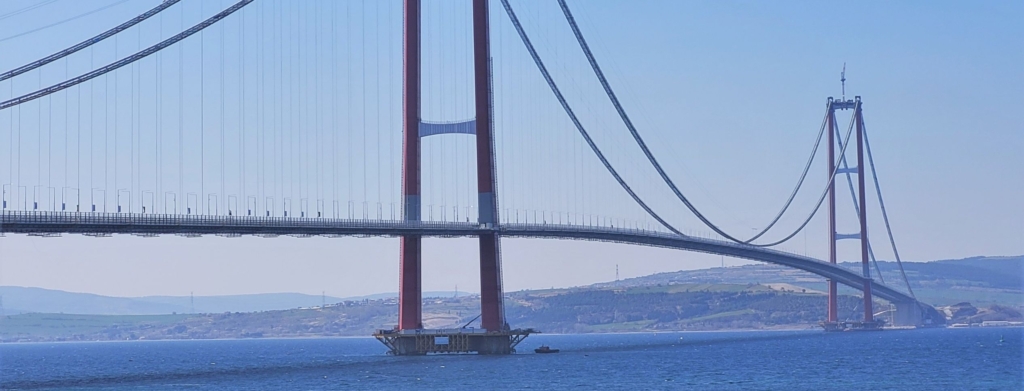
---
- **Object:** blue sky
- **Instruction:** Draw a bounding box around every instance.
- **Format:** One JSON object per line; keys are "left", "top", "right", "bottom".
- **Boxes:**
{"left": 0, "top": 0, "right": 1020, "bottom": 298}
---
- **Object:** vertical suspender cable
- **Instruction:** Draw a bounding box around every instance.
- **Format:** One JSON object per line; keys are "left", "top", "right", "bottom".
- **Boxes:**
{"left": 7, "top": 81, "right": 11, "bottom": 208}
{"left": 89, "top": 48, "right": 94, "bottom": 210}
{"left": 200, "top": 13, "right": 205, "bottom": 214}
{"left": 366, "top": 0, "right": 370, "bottom": 214}
{"left": 113, "top": 37, "right": 118, "bottom": 212}
{"left": 375, "top": 0, "right": 381, "bottom": 215}
{"left": 45, "top": 80, "right": 50, "bottom": 206}
{"left": 347, "top": 1, "right": 352, "bottom": 216}
{"left": 297, "top": 0, "right": 303, "bottom": 216}
{"left": 64, "top": 59, "right": 68, "bottom": 204}
{"left": 131, "top": 28, "right": 136, "bottom": 212}
{"left": 256, "top": 0, "right": 262, "bottom": 213}
{"left": 77, "top": 66, "right": 81, "bottom": 207}
{"left": 220, "top": 0, "right": 226, "bottom": 215}
{"left": 178, "top": 5, "right": 184, "bottom": 213}
{"left": 157, "top": 12, "right": 162, "bottom": 212}
{"left": 240, "top": 2, "right": 245, "bottom": 212}
{"left": 316, "top": 0, "right": 322, "bottom": 214}
{"left": 103, "top": 51, "right": 108, "bottom": 211}
{"left": 389, "top": 0, "right": 395, "bottom": 217}
{"left": 332, "top": 0, "right": 338, "bottom": 216}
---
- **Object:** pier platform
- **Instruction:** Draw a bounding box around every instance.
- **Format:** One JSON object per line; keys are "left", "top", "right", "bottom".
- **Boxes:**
{"left": 820, "top": 320, "right": 885, "bottom": 332}
{"left": 373, "top": 327, "right": 535, "bottom": 355}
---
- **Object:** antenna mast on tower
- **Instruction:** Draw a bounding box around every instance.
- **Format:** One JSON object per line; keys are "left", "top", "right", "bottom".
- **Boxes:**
{"left": 841, "top": 63, "right": 847, "bottom": 101}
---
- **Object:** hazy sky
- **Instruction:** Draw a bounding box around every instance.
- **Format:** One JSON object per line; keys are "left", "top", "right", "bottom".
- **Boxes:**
{"left": 0, "top": 0, "right": 1021, "bottom": 298}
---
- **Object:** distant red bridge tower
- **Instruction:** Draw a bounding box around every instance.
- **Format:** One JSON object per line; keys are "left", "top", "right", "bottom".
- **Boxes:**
{"left": 822, "top": 95, "right": 881, "bottom": 332}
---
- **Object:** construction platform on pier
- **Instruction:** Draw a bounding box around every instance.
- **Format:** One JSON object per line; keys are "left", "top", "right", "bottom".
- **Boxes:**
{"left": 373, "top": 328, "right": 535, "bottom": 355}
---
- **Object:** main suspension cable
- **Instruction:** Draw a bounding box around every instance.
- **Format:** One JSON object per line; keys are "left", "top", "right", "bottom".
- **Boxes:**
{"left": 863, "top": 119, "right": 915, "bottom": 298}
{"left": 0, "top": 0, "right": 181, "bottom": 82}
{"left": 750, "top": 102, "right": 859, "bottom": 247}
{"left": 557, "top": 0, "right": 827, "bottom": 245}
{"left": 0, "top": 0, "right": 254, "bottom": 112}
{"left": 499, "top": 0, "right": 682, "bottom": 236}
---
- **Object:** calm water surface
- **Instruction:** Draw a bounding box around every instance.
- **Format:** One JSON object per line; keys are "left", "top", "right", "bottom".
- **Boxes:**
{"left": 1, "top": 327, "right": 1021, "bottom": 390}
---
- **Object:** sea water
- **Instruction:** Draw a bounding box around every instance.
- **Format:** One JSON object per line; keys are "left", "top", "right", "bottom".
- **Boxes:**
{"left": 1, "top": 327, "right": 1021, "bottom": 390}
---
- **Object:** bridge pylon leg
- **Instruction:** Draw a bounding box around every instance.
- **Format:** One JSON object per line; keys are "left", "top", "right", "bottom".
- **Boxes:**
{"left": 826, "top": 99, "right": 839, "bottom": 326}
{"left": 398, "top": 0, "right": 422, "bottom": 332}
{"left": 473, "top": 0, "right": 507, "bottom": 333}
{"left": 855, "top": 98, "right": 874, "bottom": 324}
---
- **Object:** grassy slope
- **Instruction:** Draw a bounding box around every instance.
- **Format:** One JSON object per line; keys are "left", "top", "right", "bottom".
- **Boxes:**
{"left": 602, "top": 256, "right": 1023, "bottom": 306}
{"left": 1, "top": 313, "right": 193, "bottom": 338}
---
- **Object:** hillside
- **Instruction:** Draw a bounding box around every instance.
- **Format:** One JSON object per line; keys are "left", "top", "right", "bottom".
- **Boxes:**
{"left": 3, "top": 256, "right": 1016, "bottom": 316}
{"left": 0, "top": 287, "right": 466, "bottom": 315}
{"left": 505, "top": 284, "right": 865, "bottom": 333}
{"left": 597, "top": 255, "right": 1023, "bottom": 306}
{"left": 2, "top": 255, "right": 1019, "bottom": 342}
{"left": 0, "top": 287, "right": 346, "bottom": 315}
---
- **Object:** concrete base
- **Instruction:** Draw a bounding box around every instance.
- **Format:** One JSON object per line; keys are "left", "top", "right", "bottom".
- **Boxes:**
{"left": 892, "top": 300, "right": 946, "bottom": 327}
{"left": 474, "top": 335, "right": 521, "bottom": 355}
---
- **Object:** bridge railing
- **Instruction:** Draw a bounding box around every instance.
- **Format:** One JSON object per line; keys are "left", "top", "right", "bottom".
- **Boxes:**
{"left": 2, "top": 211, "right": 786, "bottom": 251}
{"left": 0, "top": 210, "right": 484, "bottom": 230}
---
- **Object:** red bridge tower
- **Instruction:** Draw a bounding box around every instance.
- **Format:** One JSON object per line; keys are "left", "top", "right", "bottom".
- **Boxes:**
{"left": 375, "top": 0, "right": 533, "bottom": 355}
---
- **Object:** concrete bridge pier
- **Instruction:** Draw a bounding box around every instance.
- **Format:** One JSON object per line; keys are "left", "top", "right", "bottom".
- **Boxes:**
{"left": 891, "top": 301, "right": 922, "bottom": 327}
{"left": 892, "top": 301, "right": 945, "bottom": 327}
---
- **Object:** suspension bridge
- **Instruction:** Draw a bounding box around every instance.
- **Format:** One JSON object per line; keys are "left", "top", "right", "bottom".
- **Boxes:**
{"left": 0, "top": 0, "right": 943, "bottom": 355}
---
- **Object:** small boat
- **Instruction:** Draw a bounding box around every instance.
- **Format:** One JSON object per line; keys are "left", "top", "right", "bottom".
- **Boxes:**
{"left": 534, "top": 345, "right": 559, "bottom": 354}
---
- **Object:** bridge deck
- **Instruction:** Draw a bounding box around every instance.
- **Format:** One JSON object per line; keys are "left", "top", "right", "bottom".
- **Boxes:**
{"left": 0, "top": 211, "right": 916, "bottom": 305}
